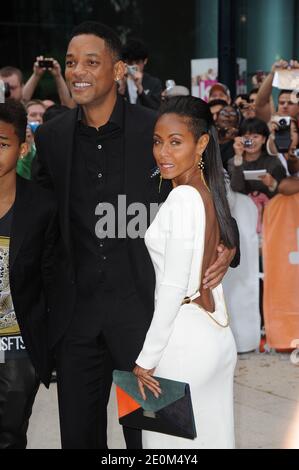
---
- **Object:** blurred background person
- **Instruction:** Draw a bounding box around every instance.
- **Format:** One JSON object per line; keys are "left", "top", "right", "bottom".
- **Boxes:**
{"left": 228, "top": 118, "right": 286, "bottom": 199}
{"left": 26, "top": 100, "right": 46, "bottom": 125}
{"left": 208, "top": 98, "right": 227, "bottom": 122}
{"left": 119, "top": 38, "right": 162, "bottom": 109}
{"left": 216, "top": 105, "right": 241, "bottom": 170}
{"left": 22, "top": 56, "right": 75, "bottom": 108}
{"left": 255, "top": 60, "right": 299, "bottom": 123}
{"left": 208, "top": 82, "right": 231, "bottom": 104}
{"left": 0, "top": 66, "right": 24, "bottom": 102}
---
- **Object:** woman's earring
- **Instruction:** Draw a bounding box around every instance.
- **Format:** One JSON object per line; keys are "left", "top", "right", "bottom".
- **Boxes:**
{"left": 158, "top": 175, "right": 163, "bottom": 194}
{"left": 198, "top": 159, "right": 205, "bottom": 171}
{"left": 198, "top": 156, "right": 210, "bottom": 191}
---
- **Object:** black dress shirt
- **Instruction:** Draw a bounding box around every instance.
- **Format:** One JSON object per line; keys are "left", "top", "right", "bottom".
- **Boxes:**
{"left": 70, "top": 96, "right": 136, "bottom": 297}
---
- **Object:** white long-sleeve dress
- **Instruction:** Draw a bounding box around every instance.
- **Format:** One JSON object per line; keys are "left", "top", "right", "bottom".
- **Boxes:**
{"left": 136, "top": 185, "right": 237, "bottom": 449}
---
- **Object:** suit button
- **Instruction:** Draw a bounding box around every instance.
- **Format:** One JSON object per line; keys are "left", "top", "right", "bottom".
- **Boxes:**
{"left": 97, "top": 144, "right": 102, "bottom": 150}
{"left": 98, "top": 173, "right": 103, "bottom": 179}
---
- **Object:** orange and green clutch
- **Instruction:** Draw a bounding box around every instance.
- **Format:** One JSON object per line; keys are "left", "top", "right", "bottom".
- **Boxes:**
{"left": 113, "top": 370, "right": 197, "bottom": 439}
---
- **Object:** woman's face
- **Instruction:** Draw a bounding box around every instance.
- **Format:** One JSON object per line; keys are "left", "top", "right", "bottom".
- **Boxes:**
{"left": 153, "top": 113, "right": 207, "bottom": 180}
{"left": 242, "top": 132, "right": 266, "bottom": 154}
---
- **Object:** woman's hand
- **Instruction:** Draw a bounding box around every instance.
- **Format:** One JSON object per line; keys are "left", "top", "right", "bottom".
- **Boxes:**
{"left": 259, "top": 172, "right": 275, "bottom": 188}
{"left": 233, "top": 137, "right": 245, "bottom": 157}
{"left": 133, "top": 365, "right": 161, "bottom": 400}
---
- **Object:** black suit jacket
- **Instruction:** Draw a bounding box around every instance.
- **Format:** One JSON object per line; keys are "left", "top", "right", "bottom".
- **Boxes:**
{"left": 33, "top": 99, "right": 167, "bottom": 351}
{"left": 124, "top": 72, "right": 162, "bottom": 110}
{"left": 9, "top": 176, "right": 57, "bottom": 387}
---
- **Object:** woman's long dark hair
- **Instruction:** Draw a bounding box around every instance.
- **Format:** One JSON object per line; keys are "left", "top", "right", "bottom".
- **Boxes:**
{"left": 158, "top": 96, "right": 236, "bottom": 248}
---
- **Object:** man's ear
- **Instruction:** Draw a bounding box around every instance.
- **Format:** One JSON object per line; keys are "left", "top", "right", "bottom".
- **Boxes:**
{"left": 114, "top": 61, "right": 126, "bottom": 82}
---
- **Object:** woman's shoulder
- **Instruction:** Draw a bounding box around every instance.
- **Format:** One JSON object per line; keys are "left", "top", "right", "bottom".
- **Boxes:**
{"left": 165, "top": 185, "right": 205, "bottom": 214}
{"left": 167, "top": 184, "right": 203, "bottom": 202}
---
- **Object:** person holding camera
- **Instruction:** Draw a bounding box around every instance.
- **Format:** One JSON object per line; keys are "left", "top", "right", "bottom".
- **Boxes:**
{"left": 267, "top": 116, "right": 299, "bottom": 195}
{"left": 0, "top": 67, "right": 24, "bottom": 102}
{"left": 118, "top": 39, "right": 162, "bottom": 110}
{"left": 255, "top": 60, "right": 299, "bottom": 123}
{"left": 22, "top": 56, "right": 75, "bottom": 108}
{"left": 267, "top": 115, "right": 299, "bottom": 172}
{"left": 215, "top": 105, "right": 241, "bottom": 170}
{"left": 227, "top": 118, "right": 286, "bottom": 199}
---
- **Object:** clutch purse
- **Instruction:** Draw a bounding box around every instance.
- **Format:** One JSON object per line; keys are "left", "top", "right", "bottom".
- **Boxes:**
{"left": 113, "top": 370, "right": 197, "bottom": 439}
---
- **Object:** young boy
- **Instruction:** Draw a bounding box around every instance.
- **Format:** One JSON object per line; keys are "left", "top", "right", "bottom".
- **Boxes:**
{"left": 0, "top": 99, "right": 56, "bottom": 449}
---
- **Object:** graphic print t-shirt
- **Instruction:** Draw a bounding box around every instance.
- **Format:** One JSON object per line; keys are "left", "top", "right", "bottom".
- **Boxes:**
{"left": 0, "top": 205, "right": 27, "bottom": 360}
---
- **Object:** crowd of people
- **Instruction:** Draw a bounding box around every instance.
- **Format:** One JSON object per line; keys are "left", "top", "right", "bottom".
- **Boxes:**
{"left": 0, "top": 20, "right": 298, "bottom": 450}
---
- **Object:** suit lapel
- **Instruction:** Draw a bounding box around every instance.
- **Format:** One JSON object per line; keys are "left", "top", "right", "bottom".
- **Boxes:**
{"left": 10, "top": 176, "right": 33, "bottom": 271}
{"left": 50, "top": 108, "right": 78, "bottom": 252}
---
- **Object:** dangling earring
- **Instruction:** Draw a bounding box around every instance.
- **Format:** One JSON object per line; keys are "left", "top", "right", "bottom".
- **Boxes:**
{"left": 158, "top": 175, "right": 163, "bottom": 193}
{"left": 198, "top": 157, "right": 210, "bottom": 191}
{"left": 198, "top": 159, "right": 205, "bottom": 172}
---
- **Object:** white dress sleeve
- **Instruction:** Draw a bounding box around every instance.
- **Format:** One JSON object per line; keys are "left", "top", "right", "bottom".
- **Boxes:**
{"left": 136, "top": 186, "right": 206, "bottom": 370}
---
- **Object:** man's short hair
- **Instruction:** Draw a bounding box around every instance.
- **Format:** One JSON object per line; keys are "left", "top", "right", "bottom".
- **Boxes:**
{"left": 249, "top": 88, "right": 259, "bottom": 97}
{"left": 69, "top": 21, "right": 122, "bottom": 62}
{"left": 0, "top": 66, "right": 24, "bottom": 85}
{"left": 278, "top": 89, "right": 292, "bottom": 98}
{"left": 122, "top": 38, "right": 149, "bottom": 62}
{"left": 25, "top": 99, "right": 46, "bottom": 111}
{"left": 0, "top": 99, "right": 27, "bottom": 143}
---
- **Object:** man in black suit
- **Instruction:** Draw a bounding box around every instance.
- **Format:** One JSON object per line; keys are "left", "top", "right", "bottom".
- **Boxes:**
{"left": 0, "top": 99, "right": 56, "bottom": 448}
{"left": 33, "top": 22, "right": 239, "bottom": 449}
{"left": 118, "top": 38, "right": 162, "bottom": 110}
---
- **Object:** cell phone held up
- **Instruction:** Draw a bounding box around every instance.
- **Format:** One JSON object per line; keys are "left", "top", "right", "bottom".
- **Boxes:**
{"left": 38, "top": 59, "right": 54, "bottom": 69}
{"left": 273, "top": 116, "right": 292, "bottom": 153}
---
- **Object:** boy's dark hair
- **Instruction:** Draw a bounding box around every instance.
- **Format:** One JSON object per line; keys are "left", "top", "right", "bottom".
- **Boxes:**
{"left": 239, "top": 117, "right": 270, "bottom": 139}
{"left": 0, "top": 99, "right": 27, "bottom": 143}
{"left": 122, "top": 38, "right": 149, "bottom": 62}
{"left": 69, "top": 21, "right": 122, "bottom": 62}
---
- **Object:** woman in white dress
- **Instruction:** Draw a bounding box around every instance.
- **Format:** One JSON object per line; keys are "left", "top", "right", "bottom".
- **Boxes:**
{"left": 133, "top": 96, "right": 237, "bottom": 449}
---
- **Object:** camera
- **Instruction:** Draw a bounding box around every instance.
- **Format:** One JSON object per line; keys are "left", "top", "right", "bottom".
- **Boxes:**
{"left": 165, "top": 79, "right": 176, "bottom": 90}
{"left": 38, "top": 59, "right": 54, "bottom": 69}
{"left": 243, "top": 138, "right": 253, "bottom": 148}
{"left": 0, "top": 80, "right": 11, "bottom": 102}
{"left": 273, "top": 116, "right": 292, "bottom": 153}
{"left": 28, "top": 121, "right": 40, "bottom": 133}
{"left": 272, "top": 116, "right": 291, "bottom": 130}
{"left": 126, "top": 64, "right": 139, "bottom": 76}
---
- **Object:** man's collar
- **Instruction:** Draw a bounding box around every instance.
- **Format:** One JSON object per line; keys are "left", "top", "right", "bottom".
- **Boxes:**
{"left": 77, "top": 95, "right": 124, "bottom": 129}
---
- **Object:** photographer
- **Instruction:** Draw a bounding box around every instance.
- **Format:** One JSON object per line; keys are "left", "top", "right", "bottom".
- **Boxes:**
{"left": 267, "top": 115, "right": 299, "bottom": 172}
{"left": 118, "top": 38, "right": 162, "bottom": 110}
{"left": 22, "top": 56, "right": 75, "bottom": 108}
{"left": 0, "top": 67, "right": 24, "bottom": 102}
{"left": 228, "top": 118, "right": 286, "bottom": 199}
{"left": 237, "top": 90, "right": 257, "bottom": 120}
{"left": 255, "top": 60, "right": 299, "bottom": 123}
{"left": 215, "top": 105, "right": 241, "bottom": 170}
